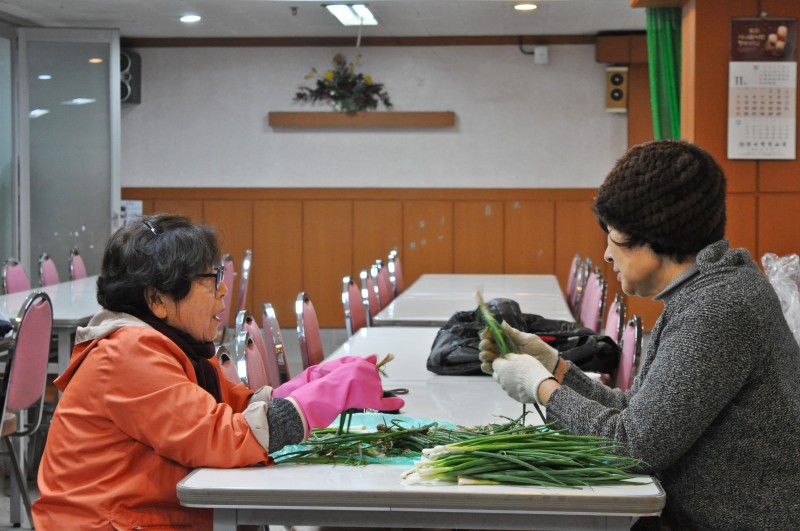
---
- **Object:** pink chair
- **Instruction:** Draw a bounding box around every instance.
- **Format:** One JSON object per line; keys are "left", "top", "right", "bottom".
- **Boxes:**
{"left": 234, "top": 330, "right": 269, "bottom": 391}
{"left": 38, "top": 253, "right": 60, "bottom": 287}
{"left": 295, "top": 291, "right": 324, "bottom": 369}
{"left": 2, "top": 259, "right": 30, "bottom": 294}
{"left": 374, "top": 262, "right": 394, "bottom": 309}
{"left": 615, "top": 315, "right": 643, "bottom": 391}
{"left": 235, "top": 309, "right": 280, "bottom": 389}
{"left": 342, "top": 275, "right": 367, "bottom": 337}
{"left": 263, "top": 303, "right": 291, "bottom": 383}
{"left": 387, "top": 248, "right": 405, "bottom": 296}
{"left": 577, "top": 266, "right": 607, "bottom": 333}
{"left": 216, "top": 345, "right": 241, "bottom": 385}
{"left": 215, "top": 254, "right": 235, "bottom": 345}
{"left": 566, "top": 252, "right": 581, "bottom": 314}
{"left": 360, "top": 268, "right": 380, "bottom": 323}
{"left": 235, "top": 249, "right": 252, "bottom": 314}
{"left": 603, "top": 293, "right": 626, "bottom": 344}
{"left": 0, "top": 291, "right": 53, "bottom": 527}
{"left": 571, "top": 257, "right": 592, "bottom": 320}
{"left": 68, "top": 248, "right": 87, "bottom": 280}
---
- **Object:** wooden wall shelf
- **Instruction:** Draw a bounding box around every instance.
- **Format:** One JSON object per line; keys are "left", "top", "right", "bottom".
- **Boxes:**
{"left": 268, "top": 111, "right": 456, "bottom": 128}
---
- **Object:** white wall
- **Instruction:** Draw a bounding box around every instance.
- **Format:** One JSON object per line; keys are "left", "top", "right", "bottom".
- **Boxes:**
{"left": 120, "top": 44, "right": 627, "bottom": 189}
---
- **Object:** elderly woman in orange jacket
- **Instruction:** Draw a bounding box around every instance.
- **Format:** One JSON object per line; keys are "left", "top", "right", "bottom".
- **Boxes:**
{"left": 33, "top": 214, "right": 402, "bottom": 530}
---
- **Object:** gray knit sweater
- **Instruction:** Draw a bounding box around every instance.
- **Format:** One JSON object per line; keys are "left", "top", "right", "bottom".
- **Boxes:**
{"left": 547, "top": 240, "right": 800, "bottom": 530}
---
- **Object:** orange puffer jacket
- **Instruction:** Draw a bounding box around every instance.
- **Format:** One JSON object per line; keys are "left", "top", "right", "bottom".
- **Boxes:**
{"left": 33, "top": 315, "right": 269, "bottom": 530}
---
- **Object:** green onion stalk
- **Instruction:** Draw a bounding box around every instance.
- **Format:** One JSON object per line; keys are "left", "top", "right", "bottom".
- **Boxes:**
{"left": 475, "top": 292, "right": 544, "bottom": 423}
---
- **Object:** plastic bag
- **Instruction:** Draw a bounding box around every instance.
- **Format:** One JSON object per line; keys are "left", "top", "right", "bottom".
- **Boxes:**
{"left": 761, "top": 252, "right": 800, "bottom": 345}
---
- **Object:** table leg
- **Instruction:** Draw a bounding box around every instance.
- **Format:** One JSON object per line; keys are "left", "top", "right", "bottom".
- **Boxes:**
{"left": 213, "top": 508, "right": 238, "bottom": 531}
{"left": 57, "top": 329, "right": 71, "bottom": 376}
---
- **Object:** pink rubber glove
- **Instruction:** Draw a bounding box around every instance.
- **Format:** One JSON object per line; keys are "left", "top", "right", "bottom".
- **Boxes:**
{"left": 288, "top": 358, "right": 404, "bottom": 434}
{"left": 272, "top": 354, "right": 378, "bottom": 398}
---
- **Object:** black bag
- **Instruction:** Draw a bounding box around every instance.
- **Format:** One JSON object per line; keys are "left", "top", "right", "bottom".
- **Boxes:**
{"left": 426, "top": 298, "right": 619, "bottom": 376}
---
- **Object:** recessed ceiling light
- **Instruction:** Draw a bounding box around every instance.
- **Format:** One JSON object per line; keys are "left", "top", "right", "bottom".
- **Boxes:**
{"left": 38, "top": 74, "right": 52, "bottom": 80}
{"left": 180, "top": 14, "right": 202, "bottom": 23}
{"left": 61, "top": 98, "right": 96, "bottom": 106}
{"left": 88, "top": 58, "right": 104, "bottom": 64}
{"left": 326, "top": 4, "right": 378, "bottom": 26}
{"left": 515, "top": 4, "right": 538, "bottom": 11}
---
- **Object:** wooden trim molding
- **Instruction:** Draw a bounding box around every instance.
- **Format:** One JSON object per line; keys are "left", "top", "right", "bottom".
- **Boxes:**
{"left": 268, "top": 111, "right": 456, "bottom": 128}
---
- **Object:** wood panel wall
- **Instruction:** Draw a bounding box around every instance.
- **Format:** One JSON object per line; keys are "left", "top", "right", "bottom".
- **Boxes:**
{"left": 122, "top": 188, "right": 611, "bottom": 329}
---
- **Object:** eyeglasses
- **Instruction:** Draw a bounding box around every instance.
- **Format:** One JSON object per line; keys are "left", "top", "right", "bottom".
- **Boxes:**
{"left": 195, "top": 266, "right": 224, "bottom": 291}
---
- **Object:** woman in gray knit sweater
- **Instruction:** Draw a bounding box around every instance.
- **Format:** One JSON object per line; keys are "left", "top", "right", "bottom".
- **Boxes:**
{"left": 481, "top": 140, "right": 800, "bottom": 530}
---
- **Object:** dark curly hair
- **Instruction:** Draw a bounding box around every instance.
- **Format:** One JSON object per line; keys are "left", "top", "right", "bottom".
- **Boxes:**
{"left": 593, "top": 140, "right": 726, "bottom": 263}
{"left": 96, "top": 214, "right": 221, "bottom": 314}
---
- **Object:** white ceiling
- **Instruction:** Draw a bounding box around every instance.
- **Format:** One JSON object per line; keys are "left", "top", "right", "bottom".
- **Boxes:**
{"left": 0, "top": 0, "right": 646, "bottom": 39}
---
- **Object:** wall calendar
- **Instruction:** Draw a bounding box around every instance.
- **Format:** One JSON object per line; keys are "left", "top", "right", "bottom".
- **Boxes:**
{"left": 728, "top": 18, "right": 797, "bottom": 160}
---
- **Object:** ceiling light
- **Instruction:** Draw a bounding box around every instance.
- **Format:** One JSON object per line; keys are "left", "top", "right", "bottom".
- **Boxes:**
{"left": 514, "top": 4, "right": 538, "bottom": 11}
{"left": 88, "top": 58, "right": 103, "bottom": 64}
{"left": 180, "top": 14, "right": 202, "bottom": 23}
{"left": 29, "top": 109, "right": 50, "bottom": 118}
{"left": 61, "top": 98, "right": 96, "bottom": 106}
{"left": 326, "top": 4, "right": 378, "bottom": 26}
{"left": 38, "top": 74, "right": 52, "bottom": 80}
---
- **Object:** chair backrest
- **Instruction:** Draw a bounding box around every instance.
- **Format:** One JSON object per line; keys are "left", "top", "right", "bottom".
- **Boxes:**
{"left": 1, "top": 291, "right": 53, "bottom": 436}
{"left": 216, "top": 345, "right": 241, "bottom": 385}
{"left": 216, "top": 254, "right": 236, "bottom": 344}
{"left": 69, "top": 248, "right": 87, "bottom": 280}
{"left": 615, "top": 315, "right": 643, "bottom": 391}
{"left": 236, "top": 249, "right": 252, "bottom": 313}
{"left": 38, "top": 253, "right": 60, "bottom": 287}
{"left": 262, "top": 303, "right": 290, "bottom": 383}
{"left": 566, "top": 252, "right": 581, "bottom": 312}
{"left": 234, "top": 330, "right": 269, "bottom": 391}
{"left": 578, "top": 267, "right": 607, "bottom": 333}
{"left": 387, "top": 248, "right": 405, "bottom": 296}
{"left": 295, "top": 291, "right": 324, "bottom": 369}
{"left": 342, "top": 275, "right": 367, "bottom": 337}
{"left": 571, "top": 257, "right": 592, "bottom": 320}
{"left": 360, "top": 268, "right": 380, "bottom": 320}
{"left": 2, "top": 259, "right": 31, "bottom": 294}
{"left": 238, "top": 310, "right": 280, "bottom": 389}
{"left": 374, "top": 261, "right": 394, "bottom": 309}
{"left": 603, "top": 292, "right": 626, "bottom": 343}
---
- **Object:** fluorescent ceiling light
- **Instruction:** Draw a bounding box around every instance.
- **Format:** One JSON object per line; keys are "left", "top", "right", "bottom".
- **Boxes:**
{"left": 29, "top": 109, "right": 50, "bottom": 118}
{"left": 61, "top": 98, "right": 96, "bottom": 105}
{"left": 38, "top": 74, "right": 52, "bottom": 80}
{"left": 88, "top": 57, "right": 104, "bottom": 64}
{"left": 514, "top": 3, "right": 538, "bottom": 11}
{"left": 326, "top": 4, "right": 378, "bottom": 26}
{"left": 180, "top": 14, "right": 202, "bottom": 23}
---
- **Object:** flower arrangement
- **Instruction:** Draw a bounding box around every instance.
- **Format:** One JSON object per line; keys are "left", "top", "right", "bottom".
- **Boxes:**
{"left": 294, "top": 54, "right": 392, "bottom": 113}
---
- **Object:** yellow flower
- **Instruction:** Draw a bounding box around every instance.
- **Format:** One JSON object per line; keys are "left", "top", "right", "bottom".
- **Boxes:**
{"left": 364, "top": 75, "right": 373, "bottom": 85}
{"left": 324, "top": 70, "right": 334, "bottom": 80}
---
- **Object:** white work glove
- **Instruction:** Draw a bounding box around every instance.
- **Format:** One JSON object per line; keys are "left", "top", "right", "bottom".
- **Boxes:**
{"left": 492, "top": 353, "right": 555, "bottom": 406}
{"left": 479, "top": 321, "right": 559, "bottom": 374}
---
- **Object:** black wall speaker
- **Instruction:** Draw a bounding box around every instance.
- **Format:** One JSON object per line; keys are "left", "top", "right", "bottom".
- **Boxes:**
{"left": 120, "top": 49, "right": 141, "bottom": 104}
{"left": 605, "top": 66, "right": 628, "bottom": 113}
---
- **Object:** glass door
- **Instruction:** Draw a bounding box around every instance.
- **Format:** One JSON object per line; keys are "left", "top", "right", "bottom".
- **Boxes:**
{"left": 18, "top": 28, "right": 121, "bottom": 282}
{"left": 0, "top": 23, "right": 15, "bottom": 264}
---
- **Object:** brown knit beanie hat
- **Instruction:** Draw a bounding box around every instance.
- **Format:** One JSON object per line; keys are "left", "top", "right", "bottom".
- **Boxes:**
{"left": 593, "top": 140, "right": 726, "bottom": 257}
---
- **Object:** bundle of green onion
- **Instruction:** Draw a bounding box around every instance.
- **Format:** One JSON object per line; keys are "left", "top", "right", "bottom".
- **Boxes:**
{"left": 402, "top": 425, "right": 646, "bottom": 488}
{"left": 274, "top": 416, "right": 525, "bottom": 466}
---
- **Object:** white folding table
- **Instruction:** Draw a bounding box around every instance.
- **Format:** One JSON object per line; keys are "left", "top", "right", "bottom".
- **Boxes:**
{"left": 178, "top": 326, "right": 664, "bottom": 530}
{"left": 0, "top": 275, "right": 101, "bottom": 375}
{"left": 373, "top": 274, "right": 574, "bottom": 326}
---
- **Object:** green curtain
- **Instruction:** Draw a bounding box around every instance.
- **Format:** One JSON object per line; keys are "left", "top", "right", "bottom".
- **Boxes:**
{"left": 646, "top": 8, "right": 682, "bottom": 140}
